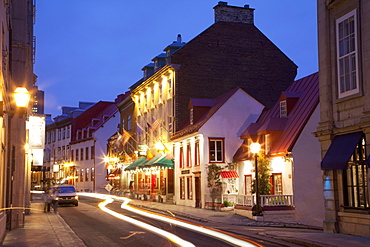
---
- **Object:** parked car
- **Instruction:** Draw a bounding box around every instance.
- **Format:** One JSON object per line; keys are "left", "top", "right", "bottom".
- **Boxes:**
{"left": 52, "top": 185, "right": 78, "bottom": 206}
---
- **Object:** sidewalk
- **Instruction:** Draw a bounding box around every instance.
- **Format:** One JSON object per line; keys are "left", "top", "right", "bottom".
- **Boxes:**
{"left": 2, "top": 202, "right": 86, "bottom": 247}
{"left": 2, "top": 196, "right": 370, "bottom": 247}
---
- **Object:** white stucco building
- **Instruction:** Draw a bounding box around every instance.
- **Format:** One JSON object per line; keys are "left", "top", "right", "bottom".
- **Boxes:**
{"left": 171, "top": 88, "right": 264, "bottom": 208}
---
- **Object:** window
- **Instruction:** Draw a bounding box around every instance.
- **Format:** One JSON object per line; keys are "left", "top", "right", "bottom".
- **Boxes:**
{"left": 180, "top": 177, "right": 185, "bottom": 199}
{"left": 343, "top": 135, "right": 369, "bottom": 209}
{"left": 58, "top": 129, "right": 61, "bottom": 140}
{"left": 168, "top": 78, "right": 172, "bottom": 96}
{"left": 71, "top": 149, "right": 74, "bottom": 161}
{"left": 62, "top": 127, "right": 66, "bottom": 139}
{"left": 85, "top": 168, "right": 89, "bottom": 182}
{"left": 209, "top": 138, "right": 224, "bottom": 163}
{"left": 76, "top": 149, "right": 79, "bottom": 161}
{"left": 85, "top": 147, "right": 89, "bottom": 160}
{"left": 244, "top": 175, "right": 252, "bottom": 195}
{"left": 80, "top": 148, "right": 84, "bottom": 161}
{"left": 66, "top": 126, "right": 70, "bottom": 138}
{"left": 190, "top": 109, "right": 194, "bottom": 125}
{"left": 80, "top": 169, "right": 84, "bottom": 182}
{"left": 66, "top": 145, "right": 70, "bottom": 160}
{"left": 337, "top": 9, "right": 359, "bottom": 98}
{"left": 91, "top": 146, "right": 95, "bottom": 159}
{"left": 186, "top": 143, "right": 191, "bottom": 167}
{"left": 91, "top": 168, "right": 95, "bottom": 181}
{"left": 187, "top": 177, "right": 193, "bottom": 200}
{"left": 179, "top": 146, "right": 184, "bottom": 168}
{"left": 270, "top": 173, "right": 283, "bottom": 195}
{"left": 127, "top": 115, "right": 132, "bottom": 131}
{"left": 265, "top": 134, "right": 270, "bottom": 154}
{"left": 194, "top": 141, "right": 200, "bottom": 166}
{"left": 280, "top": 101, "right": 287, "bottom": 118}
{"left": 62, "top": 146, "right": 66, "bottom": 160}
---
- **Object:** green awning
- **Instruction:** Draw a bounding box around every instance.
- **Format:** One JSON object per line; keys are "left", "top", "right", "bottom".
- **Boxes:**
{"left": 148, "top": 155, "right": 173, "bottom": 169}
{"left": 124, "top": 158, "right": 147, "bottom": 171}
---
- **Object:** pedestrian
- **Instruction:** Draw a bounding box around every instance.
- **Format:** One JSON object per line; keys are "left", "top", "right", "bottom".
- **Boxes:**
{"left": 51, "top": 188, "right": 60, "bottom": 213}
{"left": 42, "top": 188, "right": 52, "bottom": 213}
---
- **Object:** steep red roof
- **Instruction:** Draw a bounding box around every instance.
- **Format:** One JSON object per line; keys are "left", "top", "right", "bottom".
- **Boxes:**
{"left": 171, "top": 88, "right": 242, "bottom": 140}
{"left": 239, "top": 72, "right": 319, "bottom": 156}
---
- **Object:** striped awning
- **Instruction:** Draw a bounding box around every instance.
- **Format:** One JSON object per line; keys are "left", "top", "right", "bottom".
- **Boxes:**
{"left": 219, "top": 171, "right": 239, "bottom": 178}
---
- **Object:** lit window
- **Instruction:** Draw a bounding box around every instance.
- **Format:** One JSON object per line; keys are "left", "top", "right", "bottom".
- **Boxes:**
{"left": 186, "top": 143, "right": 192, "bottom": 167}
{"left": 187, "top": 177, "right": 193, "bottom": 200}
{"left": 209, "top": 138, "right": 224, "bottom": 163}
{"left": 265, "top": 134, "right": 270, "bottom": 154}
{"left": 280, "top": 101, "right": 287, "bottom": 118}
{"left": 194, "top": 141, "right": 200, "bottom": 166}
{"left": 180, "top": 177, "right": 185, "bottom": 199}
{"left": 337, "top": 9, "right": 359, "bottom": 98}
{"left": 343, "top": 135, "right": 369, "bottom": 209}
{"left": 179, "top": 146, "right": 184, "bottom": 168}
{"left": 190, "top": 109, "right": 194, "bottom": 124}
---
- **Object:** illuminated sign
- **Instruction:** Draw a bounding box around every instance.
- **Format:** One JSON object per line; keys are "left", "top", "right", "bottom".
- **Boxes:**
{"left": 28, "top": 115, "right": 45, "bottom": 149}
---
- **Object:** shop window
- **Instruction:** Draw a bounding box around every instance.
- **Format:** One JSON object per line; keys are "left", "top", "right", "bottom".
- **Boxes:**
{"left": 343, "top": 136, "right": 369, "bottom": 209}
{"left": 80, "top": 169, "right": 84, "bottom": 182}
{"left": 209, "top": 138, "right": 224, "bottom": 163}
{"left": 180, "top": 177, "right": 185, "bottom": 199}
{"left": 91, "top": 168, "right": 95, "bottom": 181}
{"left": 244, "top": 175, "right": 252, "bottom": 195}
{"left": 270, "top": 173, "right": 283, "bottom": 195}
{"left": 187, "top": 177, "right": 193, "bottom": 200}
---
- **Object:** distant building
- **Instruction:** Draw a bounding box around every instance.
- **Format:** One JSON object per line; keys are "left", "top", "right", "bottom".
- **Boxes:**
{"left": 44, "top": 102, "right": 95, "bottom": 189}
{"left": 315, "top": 0, "right": 370, "bottom": 237}
{"left": 32, "top": 85, "right": 45, "bottom": 115}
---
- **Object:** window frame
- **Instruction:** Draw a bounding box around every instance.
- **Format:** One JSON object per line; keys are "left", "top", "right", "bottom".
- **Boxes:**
{"left": 209, "top": 138, "right": 225, "bottom": 163}
{"left": 336, "top": 9, "right": 359, "bottom": 98}
{"left": 343, "top": 135, "right": 369, "bottom": 210}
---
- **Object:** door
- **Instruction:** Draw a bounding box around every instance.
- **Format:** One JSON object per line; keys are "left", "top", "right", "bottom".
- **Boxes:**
{"left": 195, "top": 176, "right": 201, "bottom": 208}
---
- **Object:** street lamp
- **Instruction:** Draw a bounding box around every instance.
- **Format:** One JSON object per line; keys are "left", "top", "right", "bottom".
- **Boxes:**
{"left": 0, "top": 87, "right": 30, "bottom": 116}
{"left": 250, "top": 142, "right": 262, "bottom": 216}
{"left": 2, "top": 87, "right": 30, "bottom": 229}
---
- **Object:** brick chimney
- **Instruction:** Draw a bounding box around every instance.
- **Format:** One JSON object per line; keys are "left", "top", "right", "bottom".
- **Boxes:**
{"left": 214, "top": 2, "right": 254, "bottom": 24}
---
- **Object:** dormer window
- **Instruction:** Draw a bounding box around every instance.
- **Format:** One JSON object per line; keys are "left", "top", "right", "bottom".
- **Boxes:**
{"left": 280, "top": 100, "right": 287, "bottom": 118}
{"left": 190, "top": 109, "right": 194, "bottom": 124}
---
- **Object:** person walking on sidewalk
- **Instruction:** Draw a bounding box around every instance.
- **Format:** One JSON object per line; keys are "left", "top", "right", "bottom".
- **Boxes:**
{"left": 42, "top": 188, "right": 52, "bottom": 212}
{"left": 51, "top": 188, "right": 60, "bottom": 213}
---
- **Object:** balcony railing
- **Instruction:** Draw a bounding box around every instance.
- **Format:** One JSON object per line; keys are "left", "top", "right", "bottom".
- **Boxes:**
{"left": 223, "top": 194, "right": 294, "bottom": 207}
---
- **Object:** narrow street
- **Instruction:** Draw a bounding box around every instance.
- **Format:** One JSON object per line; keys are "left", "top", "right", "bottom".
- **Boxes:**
{"left": 58, "top": 196, "right": 258, "bottom": 247}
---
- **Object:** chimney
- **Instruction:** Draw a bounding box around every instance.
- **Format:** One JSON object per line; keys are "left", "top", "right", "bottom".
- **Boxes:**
{"left": 177, "top": 34, "right": 182, "bottom": 43}
{"left": 214, "top": 2, "right": 254, "bottom": 24}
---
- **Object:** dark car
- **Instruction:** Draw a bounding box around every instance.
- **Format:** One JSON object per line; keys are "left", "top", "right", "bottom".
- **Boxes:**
{"left": 53, "top": 185, "right": 78, "bottom": 206}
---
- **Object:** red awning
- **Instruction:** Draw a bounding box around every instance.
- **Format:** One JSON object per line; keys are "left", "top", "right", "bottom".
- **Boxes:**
{"left": 219, "top": 171, "right": 239, "bottom": 178}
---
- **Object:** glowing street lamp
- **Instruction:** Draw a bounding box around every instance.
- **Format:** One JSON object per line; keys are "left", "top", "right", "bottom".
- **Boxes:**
{"left": 250, "top": 142, "right": 262, "bottom": 216}
{"left": 0, "top": 87, "right": 30, "bottom": 116}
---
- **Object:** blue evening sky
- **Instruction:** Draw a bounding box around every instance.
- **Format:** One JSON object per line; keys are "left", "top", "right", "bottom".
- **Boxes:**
{"left": 34, "top": 0, "right": 317, "bottom": 118}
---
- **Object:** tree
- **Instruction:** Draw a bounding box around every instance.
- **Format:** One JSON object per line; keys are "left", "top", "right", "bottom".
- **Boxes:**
{"left": 207, "top": 164, "right": 223, "bottom": 210}
{"left": 251, "top": 154, "right": 272, "bottom": 196}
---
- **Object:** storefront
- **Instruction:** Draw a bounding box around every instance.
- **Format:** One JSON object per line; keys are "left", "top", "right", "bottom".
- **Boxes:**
{"left": 124, "top": 154, "right": 174, "bottom": 202}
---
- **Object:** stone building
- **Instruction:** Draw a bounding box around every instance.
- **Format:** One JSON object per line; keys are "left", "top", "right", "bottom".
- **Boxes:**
{"left": 315, "top": 0, "right": 370, "bottom": 237}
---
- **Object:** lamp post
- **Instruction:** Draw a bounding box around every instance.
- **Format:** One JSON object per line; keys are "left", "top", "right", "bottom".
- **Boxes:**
{"left": 1, "top": 87, "right": 30, "bottom": 229}
{"left": 250, "top": 142, "right": 261, "bottom": 216}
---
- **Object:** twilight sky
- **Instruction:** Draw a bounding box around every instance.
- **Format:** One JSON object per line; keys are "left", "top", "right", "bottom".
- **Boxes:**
{"left": 34, "top": 0, "right": 317, "bottom": 118}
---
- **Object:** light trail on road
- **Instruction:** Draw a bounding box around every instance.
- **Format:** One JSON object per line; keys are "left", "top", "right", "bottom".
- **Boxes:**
{"left": 79, "top": 193, "right": 260, "bottom": 247}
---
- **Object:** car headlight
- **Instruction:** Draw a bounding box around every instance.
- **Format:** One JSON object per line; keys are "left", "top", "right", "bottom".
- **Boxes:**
{"left": 75, "top": 195, "right": 78, "bottom": 200}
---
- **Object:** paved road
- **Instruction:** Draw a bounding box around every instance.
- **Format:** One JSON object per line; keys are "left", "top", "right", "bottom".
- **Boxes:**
{"left": 58, "top": 197, "right": 255, "bottom": 247}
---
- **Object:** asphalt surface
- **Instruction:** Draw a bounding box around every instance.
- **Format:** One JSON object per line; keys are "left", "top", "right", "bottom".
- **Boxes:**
{"left": 3, "top": 193, "right": 370, "bottom": 247}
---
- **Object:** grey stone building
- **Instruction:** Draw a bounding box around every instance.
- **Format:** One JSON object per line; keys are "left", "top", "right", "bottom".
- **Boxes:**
{"left": 315, "top": 0, "right": 370, "bottom": 238}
